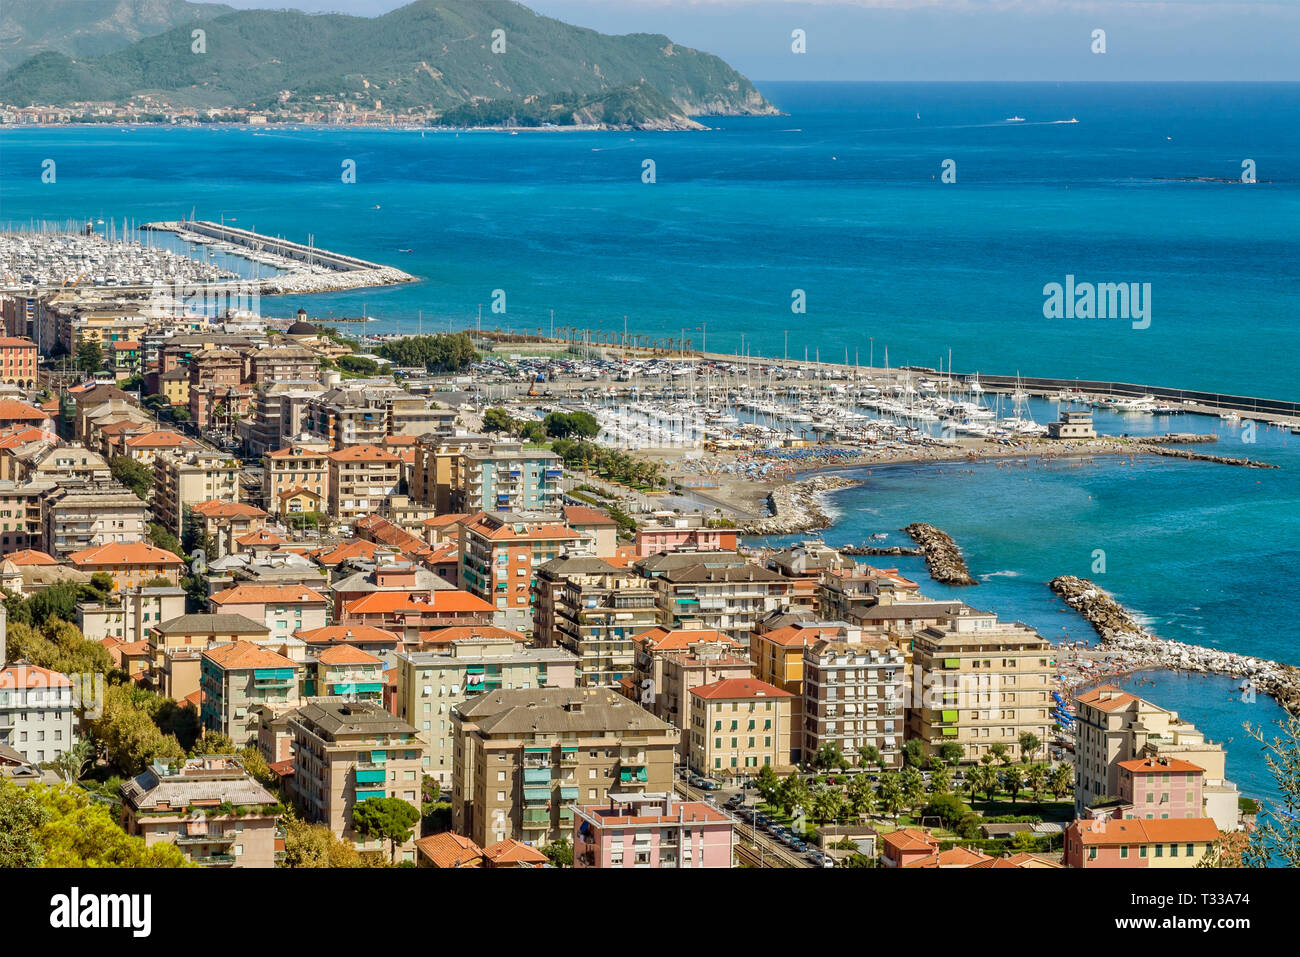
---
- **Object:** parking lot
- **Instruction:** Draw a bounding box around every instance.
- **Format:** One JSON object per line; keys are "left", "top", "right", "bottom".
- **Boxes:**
{"left": 675, "top": 771, "right": 832, "bottom": 869}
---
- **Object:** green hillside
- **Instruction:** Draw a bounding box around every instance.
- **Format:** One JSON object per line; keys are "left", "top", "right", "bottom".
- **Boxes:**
{"left": 0, "top": 0, "right": 776, "bottom": 126}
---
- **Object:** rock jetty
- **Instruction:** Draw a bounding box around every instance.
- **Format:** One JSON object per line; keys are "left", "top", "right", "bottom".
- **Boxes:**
{"left": 739, "top": 475, "right": 861, "bottom": 536}
{"left": 842, "top": 544, "right": 924, "bottom": 557}
{"left": 903, "top": 522, "right": 977, "bottom": 585}
{"left": 1137, "top": 445, "right": 1280, "bottom": 469}
{"left": 1050, "top": 575, "right": 1300, "bottom": 715}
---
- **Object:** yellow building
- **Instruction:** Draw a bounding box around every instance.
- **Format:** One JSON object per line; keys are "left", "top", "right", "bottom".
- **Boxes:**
{"left": 688, "top": 677, "right": 794, "bottom": 779}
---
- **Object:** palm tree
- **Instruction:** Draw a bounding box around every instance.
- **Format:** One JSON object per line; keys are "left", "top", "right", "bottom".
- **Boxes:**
{"left": 1004, "top": 766, "right": 1025, "bottom": 805}
{"left": 879, "top": 771, "right": 906, "bottom": 821}
{"left": 900, "top": 766, "right": 926, "bottom": 814}
{"left": 1049, "top": 763, "right": 1074, "bottom": 799}
{"left": 1026, "top": 764, "right": 1049, "bottom": 805}
{"left": 51, "top": 739, "right": 95, "bottom": 784}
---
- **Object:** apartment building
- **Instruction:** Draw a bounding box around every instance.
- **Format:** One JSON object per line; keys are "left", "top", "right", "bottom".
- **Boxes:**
{"left": 200, "top": 642, "right": 303, "bottom": 747}
{"left": 1074, "top": 685, "right": 1240, "bottom": 830}
{"left": 532, "top": 555, "right": 621, "bottom": 649}
{"left": 121, "top": 429, "right": 202, "bottom": 466}
{"left": 153, "top": 450, "right": 242, "bottom": 538}
{"left": 305, "top": 385, "right": 452, "bottom": 449}
{"left": 395, "top": 637, "right": 578, "bottom": 787}
{"left": 120, "top": 755, "right": 281, "bottom": 868}
{"left": 748, "top": 619, "right": 853, "bottom": 764}
{"left": 262, "top": 441, "right": 331, "bottom": 517}
{"left": 149, "top": 613, "right": 272, "bottom": 676}
{"left": 188, "top": 500, "right": 269, "bottom": 558}
{"left": 458, "top": 511, "right": 579, "bottom": 632}
{"left": 633, "top": 512, "right": 738, "bottom": 558}
{"left": 688, "top": 677, "right": 794, "bottom": 779}
{"left": 40, "top": 481, "right": 150, "bottom": 557}
{"left": 67, "top": 541, "right": 185, "bottom": 592}
{"left": 76, "top": 584, "right": 187, "bottom": 644}
{"left": 573, "top": 794, "right": 735, "bottom": 869}
{"left": 907, "top": 607, "right": 1054, "bottom": 764}
{"left": 451, "top": 687, "right": 678, "bottom": 848}
{"left": 0, "top": 479, "right": 49, "bottom": 553}
{"left": 803, "top": 636, "right": 906, "bottom": 770}
{"left": 1117, "top": 756, "right": 1206, "bottom": 820}
{"left": 453, "top": 442, "right": 563, "bottom": 514}
{"left": 307, "top": 645, "right": 386, "bottom": 703}
{"left": 651, "top": 559, "right": 793, "bottom": 640}
{"left": 327, "top": 444, "right": 401, "bottom": 524}
{"left": 1064, "top": 816, "right": 1220, "bottom": 868}
{"left": 553, "top": 568, "right": 660, "bottom": 688}
{"left": 287, "top": 698, "right": 425, "bottom": 859}
{"left": 208, "top": 584, "right": 330, "bottom": 643}
{"left": 630, "top": 627, "right": 747, "bottom": 732}
{"left": 0, "top": 337, "right": 38, "bottom": 387}
{"left": 0, "top": 663, "right": 75, "bottom": 764}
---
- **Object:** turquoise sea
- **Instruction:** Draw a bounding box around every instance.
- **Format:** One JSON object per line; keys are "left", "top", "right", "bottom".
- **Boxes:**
{"left": 2, "top": 81, "right": 1296, "bottom": 809}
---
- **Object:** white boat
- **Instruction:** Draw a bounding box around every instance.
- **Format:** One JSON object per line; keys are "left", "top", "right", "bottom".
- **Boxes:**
{"left": 1005, "top": 116, "right": 1026, "bottom": 123}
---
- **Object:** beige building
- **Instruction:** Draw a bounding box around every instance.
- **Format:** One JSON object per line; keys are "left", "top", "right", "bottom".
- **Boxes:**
{"left": 153, "top": 450, "right": 242, "bottom": 538}
{"left": 907, "top": 607, "right": 1054, "bottom": 764}
{"left": 451, "top": 687, "right": 678, "bottom": 849}
{"left": 287, "top": 698, "right": 425, "bottom": 860}
{"left": 262, "top": 442, "right": 331, "bottom": 517}
{"left": 40, "top": 481, "right": 151, "bottom": 557}
{"left": 77, "top": 584, "right": 187, "bottom": 644}
{"left": 689, "top": 677, "right": 794, "bottom": 779}
{"left": 327, "top": 444, "right": 401, "bottom": 524}
{"left": 1074, "top": 685, "right": 1240, "bottom": 831}
{"left": 201, "top": 641, "right": 303, "bottom": 747}
{"left": 802, "top": 636, "right": 906, "bottom": 769}
{"left": 120, "top": 755, "right": 281, "bottom": 868}
{"left": 553, "top": 567, "right": 660, "bottom": 688}
{"left": 395, "top": 637, "right": 578, "bottom": 788}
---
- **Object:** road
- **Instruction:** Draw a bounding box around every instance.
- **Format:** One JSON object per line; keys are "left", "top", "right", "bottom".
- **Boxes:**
{"left": 673, "top": 780, "right": 812, "bottom": 869}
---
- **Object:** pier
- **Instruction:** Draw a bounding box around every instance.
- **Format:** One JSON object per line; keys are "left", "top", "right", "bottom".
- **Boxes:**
{"left": 904, "top": 522, "right": 977, "bottom": 586}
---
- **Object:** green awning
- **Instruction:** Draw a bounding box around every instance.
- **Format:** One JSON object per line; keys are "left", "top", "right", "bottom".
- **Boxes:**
{"left": 559, "top": 787, "right": 578, "bottom": 800}
{"left": 941, "top": 710, "right": 958, "bottom": 723}
{"left": 523, "top": 788, "right": 550, "bottom": 802}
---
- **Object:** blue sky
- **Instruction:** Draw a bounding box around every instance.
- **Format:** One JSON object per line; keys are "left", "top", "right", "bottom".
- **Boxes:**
{"left": 215, "top": 1, "right": 1300, "bottom": 80}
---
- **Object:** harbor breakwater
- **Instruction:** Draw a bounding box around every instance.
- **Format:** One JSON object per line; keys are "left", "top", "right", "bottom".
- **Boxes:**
{"left": 1049, "top": 575, "right": 1300, "bottom": 715}
{"left": 904, "top": 522, "right": 978, "bottom": 585}
{"left": 739, "top": 475, "right": 862, "bottom": 535}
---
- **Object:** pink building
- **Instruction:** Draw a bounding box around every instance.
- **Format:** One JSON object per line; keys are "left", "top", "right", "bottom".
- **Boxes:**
{"left": 573, "top": 793, "right": 735, "bottom": 868}
{"left": 634, "top": 521, "right": 738, "bottom": 558}
{"left": 1117, "top": 756, "right": 1205, "bottom": 819}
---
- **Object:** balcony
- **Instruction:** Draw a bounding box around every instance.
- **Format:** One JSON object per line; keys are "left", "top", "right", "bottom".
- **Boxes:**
{"left": 191, "top": 853, "right": 236, "bottom": 866}
{"left": 176, "top": 831, "right": 236, "bottom": 846}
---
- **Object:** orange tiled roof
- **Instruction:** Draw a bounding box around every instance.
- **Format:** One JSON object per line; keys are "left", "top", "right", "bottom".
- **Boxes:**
{"left": 0, "top": 425, "right": 54, "bottom": 448}
{"left": 124, "top": 430, "right": 199, "bottom": 448}
{"left": 202, "top": 641, "right": 298, "bottom": 671}
{"left": 1117, "top": 757, "right": 1206, "bottom": 774}
{"left": 691, "top": 677, "right": 792, "bottom": 701}
{"left": 2, "top": 548, "right": 58, "bottom": 565}
{"left": 191, "top": 499, "right": 268, "bottom": 519}
{"left": 298, "top": 624, "right": 401, "bottom": 645}
{"left": 562, "top": 505, "right": 618, "bottom": 526}
{"left": 266, "top": 445, "right": 330, "bottom": 459}
{"left": 0, "top": 663, "right": 74, "bottom": 689}
{"left": 903, "top": 845, "right": 991, "bottom": 868}
{"left": 327, "top": 444, "right": 400, "bottom": 463}
{"left": 418, "top": 625, "right": 524, "bottom": 646}
{"left": 483, "top": 839, "right": 549, "bottom": 866}
{"left": 414, "top": 832, "right": 483, "bottom": 868}
{"left": 634, "top": 626, "right": 737, "bottom": 652}
{"left": 309, "top": 539, "right": 385, "bottom": 565}
{"left": 423, "top": 513, "right": 476, "bottom": 528}
{"left": 1076, "top": 685, "right": 1141, "bottom": 712}
{"left": 0, "top": 400, "right": 48, "bottom": 421}
{"left": 344, "top": 589, "right": 494, "bottom": 616}
{"left": 757, "top": 624, "right": 847, "bottom": 647}
{"left": 210, "top": 584, "right": 327, "bottom": 606}
{"left": 235, "top": 528, "right": 287, "bottom": 546}
{"left": 881, "top": 828, "right": 937, "bottom": 853}
{"left": 315, "top": 644, "right": 383, "bottom": 665}
{"left": 68, "top": 541, "right": 184, "bottom": 566}
{"left": 1071, "top": 816, "right": 1219, "bottom": 846}
{"left": 462, "top": 515, "right": 579, "bottom": 542}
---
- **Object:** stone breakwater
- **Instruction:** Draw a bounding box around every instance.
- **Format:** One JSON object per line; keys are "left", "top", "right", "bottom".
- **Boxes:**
{"left": 1049, "top": 575, "right": 1300, "bottom": 715}
{"left": 1136, "top": 445, "right": 1281, "bottom": 469}
{"left": 739, "top": 475, "right": 862, "bottom": 536}
{"left": 842, "top": 544, "right": 924, "bottom": 557}
{"left": 903, "top": 523, "right": 977, "bottom": 585}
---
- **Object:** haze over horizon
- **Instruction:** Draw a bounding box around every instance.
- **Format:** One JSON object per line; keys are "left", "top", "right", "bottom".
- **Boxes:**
{"left": 203, "top": 0, "right": 1300, "bottom": 81}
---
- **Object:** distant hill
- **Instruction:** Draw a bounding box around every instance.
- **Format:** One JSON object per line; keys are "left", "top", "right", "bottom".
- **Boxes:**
{"left": 0, "top": 0, "right": 234, "bottom": 73}
{"left": 0, "top": 0, "right": 776, "bottom": 128}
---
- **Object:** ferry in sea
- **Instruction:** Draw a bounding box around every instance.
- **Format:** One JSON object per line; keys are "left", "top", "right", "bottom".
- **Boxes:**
{"left": 1005, "top": 115, "right": 1026, "bottom": 122}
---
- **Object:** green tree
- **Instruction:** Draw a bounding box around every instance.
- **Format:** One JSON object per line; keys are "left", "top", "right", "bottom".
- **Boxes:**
{"left": 1025, "top": 764, "right": 1049, "bottom": 805}
{"left": 1242, "top": 715, "right": 1300, "bottom": 867}
{"left": 147, "top": 522, "right": 184, "bottom": 557}
{"left": 482, "top": 407, "right": 515, "bottom": 433}
{"left": 920, "top": 792, "right": 968, "bottom": 830}
{"left": 352, "top": 797, "right": 421, "bottom": 863}
{"left": 1048, "top": 763, "right": 1074, "bottom": 799}
{"left": 857, "top": 745, "right": 881, "bottom": 769}
{"left": 967, "top": 764, "right": 998, "bottom": 803}
{"left": 938, "top": 742, "right": 964, "bottom": 766}
{"left": 543, "top": 836, "right": 573, "bottom": 867}
{"left": 754, "top": 764, "right": 780, "bottom": 803}
{"left": 1018, "top": 731, "right": 1041, "bottom": 764}
{"left": 879, "top": 771, "right": 906, "bottom": 820}
{"left": 238, "top": 746, "right": 273, "bottom": 786}
{"left": 49, "top": 740, "right": 95, "bottom": 784}
{"left": 847, "top": 773, "right": 877, "bottom": 819}
{"left": 990, "top": 742, "right": 1011, "bottom": 766}
{"left": 813, "top": 786, "right": 846, "bottom": 824}
{"left": 902, "top": 739, "right": 927, "bottom": 769}
{"left": 900, "top": 766, "right": 926, "bottom": 813}
{"left": 110, "top": 454, "right": 154, "bottom": 500}
{"left": 75, "top": 340, "right": 104, "bottom": 372}
{"left": 812, "top": 743, "right": 845, "bottom": 771}
{"left": 0, "top": 783, "right": 50, "bottom": 867}
{"left": 190, "top": 730, "right": 237, "bottom": 755}
{"left": 281, "top": 812, "right": 367, "bottom": 868}
{"left": 1003, "top": 766, "right": 1025, "bottom": 805}
{"left": 929, "top": 765, "right": 952, "bottom": 795}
